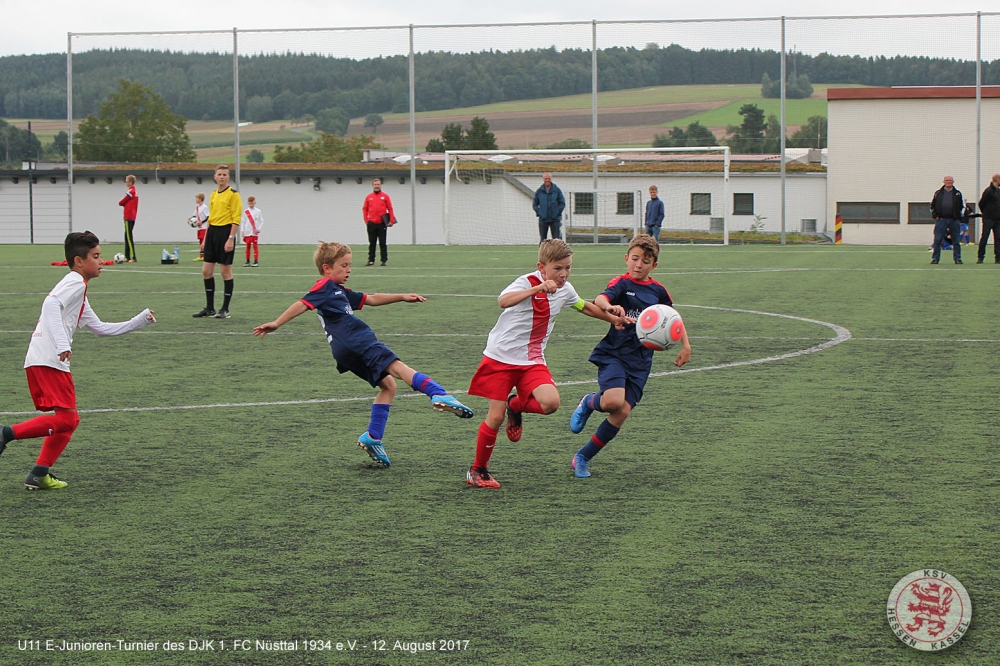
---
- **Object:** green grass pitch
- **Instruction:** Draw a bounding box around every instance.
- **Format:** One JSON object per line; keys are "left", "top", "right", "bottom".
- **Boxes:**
{"left": 0, "top": 242, "right": 997, "bottom": 665}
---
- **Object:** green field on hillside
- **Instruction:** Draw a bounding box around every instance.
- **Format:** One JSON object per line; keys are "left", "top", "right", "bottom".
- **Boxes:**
{"left": 383, "top": 83, "right": 865, "bottom": 121}
{"left": 0, "top": 243, "right": 995, "bottom": 664}
{"left": 666, "top": 97, "right": 830, "bottom": 128}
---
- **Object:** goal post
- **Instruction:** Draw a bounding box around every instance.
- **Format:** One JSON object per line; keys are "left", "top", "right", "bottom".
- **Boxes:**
{"left": 443, "top": 147, "right": 731, "bottom": 245}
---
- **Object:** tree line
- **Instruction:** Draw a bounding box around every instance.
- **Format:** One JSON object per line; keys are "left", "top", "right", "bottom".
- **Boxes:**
{"left": 2, "top": 44, "right": 998, "bottom": 122}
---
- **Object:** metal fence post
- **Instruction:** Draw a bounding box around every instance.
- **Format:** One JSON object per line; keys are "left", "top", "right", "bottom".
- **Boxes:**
{"left": 66, "top": 32, "right": 73, "bottom": 233}
{"left": 780, "top": 16, "right": 786, "bottom": 245}
{"left": 592, "top": 19, "right": 599, "bottom": 242}
{"left": 410, "top": 24, "right": 417, "bottom": 244}
{"left": 976, "top": 11, "right": 982, "bottom": 243}
{"left": 233, "top": 27, "right": 240, "bottom": 188}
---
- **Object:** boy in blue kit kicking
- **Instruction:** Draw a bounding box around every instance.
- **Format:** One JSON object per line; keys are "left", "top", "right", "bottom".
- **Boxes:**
{"left": 569, "top": 234, "right": 691, "bottom": 478}
{"left": 253, "top": 241, "right": 473, "bottom": 467}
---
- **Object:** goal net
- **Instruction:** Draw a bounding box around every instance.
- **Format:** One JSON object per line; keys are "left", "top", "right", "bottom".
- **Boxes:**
{"left": 443, "top": 147, "right": 730, "bottom": 245}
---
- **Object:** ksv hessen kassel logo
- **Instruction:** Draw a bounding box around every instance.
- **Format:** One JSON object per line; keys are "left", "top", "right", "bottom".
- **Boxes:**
{"left": 886, "top": 569, "right": 972, "bottom": 651}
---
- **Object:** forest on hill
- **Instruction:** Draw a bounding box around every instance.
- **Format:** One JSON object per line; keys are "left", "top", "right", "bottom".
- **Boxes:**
{"left": 1, "top": 44, "right": 994, "bottom": 122}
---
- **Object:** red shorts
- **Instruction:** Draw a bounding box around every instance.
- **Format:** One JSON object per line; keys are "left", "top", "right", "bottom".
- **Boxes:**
{"left": 468, "top": 356, "right": 555, "bottom": 402}
{"left": 197, "top": 228, "right": 207, "bottom": 241}
{"left": 243, "top": 235, "right": 259, "bottom": 244}
{"left": 25, "top": 365, "right": 77, "bottom": 411}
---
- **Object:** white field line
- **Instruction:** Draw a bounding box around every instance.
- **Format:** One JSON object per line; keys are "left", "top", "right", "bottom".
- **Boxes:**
{"left": 0, "top": 305, "right": 851, "bottom": 417}
{"left": 0, "top": 330, "right": 984, "bottom": 342}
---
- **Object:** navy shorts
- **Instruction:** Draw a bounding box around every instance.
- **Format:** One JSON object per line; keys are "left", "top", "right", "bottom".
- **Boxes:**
{"left": 334, "top": 341, "right": 399, "bottom": 387}
{"left": 592, "top": 353, "right": 650, "bottom": 408}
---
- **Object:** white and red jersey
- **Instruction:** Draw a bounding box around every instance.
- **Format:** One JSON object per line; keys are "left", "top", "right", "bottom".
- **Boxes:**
{"left": 24, "top": 271, "right": 153, "bottom": 372}
{"left": 483, "top": 271, "right": 585, "bottom": 366}
{"left": 195, "top": 202, "right": 209, "bottom": 229}
{"left": 241, "top": 206, "right": 263, "bottom": 238}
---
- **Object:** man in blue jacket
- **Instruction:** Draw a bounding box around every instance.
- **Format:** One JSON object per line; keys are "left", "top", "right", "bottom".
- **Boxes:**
{"left": 645, "top": 185, "right": 665, "bottom": 239}
{"left": 532, "top": 173, "right": 566, "bottom": 242}
{"left": 930, "top": 175, "right": 967, "bottom": 265}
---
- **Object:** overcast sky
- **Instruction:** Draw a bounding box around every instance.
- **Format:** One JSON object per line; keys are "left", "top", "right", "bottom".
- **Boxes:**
{"left": 0, "top": 1, "right": 995, "bottom": 57}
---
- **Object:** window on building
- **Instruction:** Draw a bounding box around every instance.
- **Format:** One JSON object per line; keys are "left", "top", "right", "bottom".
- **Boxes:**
{"left": 907, "top": 202, "right": 935, "bottom": 224}
{"left": 574, "top": 192, "right": 594, "bottom": 215}
{"left": 691, "top": 193, "right": 711, "bottom": 215}
{"left": 836, "top": 202, "right": 900, "bottom": 224}
{"left": 617, "top": 192, "right": 634, "bottom": 215}
{"left": 733, "top": 193, "right": 754, "bottom": 215}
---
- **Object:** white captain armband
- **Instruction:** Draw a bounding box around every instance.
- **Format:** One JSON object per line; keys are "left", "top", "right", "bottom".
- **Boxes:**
{"left": 571, "top": 297, "right": 587, "bottom": 312}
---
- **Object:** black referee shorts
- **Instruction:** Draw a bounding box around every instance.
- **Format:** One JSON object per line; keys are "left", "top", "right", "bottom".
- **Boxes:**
{"left": 203, "top": 225, "right": 235, "bottom": 265}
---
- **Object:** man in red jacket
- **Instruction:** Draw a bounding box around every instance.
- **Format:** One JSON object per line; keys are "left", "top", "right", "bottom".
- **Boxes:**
{"left": 118, "top": 174, "right": 139, "bottom": 263}
{"left": 362, "top": 178, "right": 396, "bottom": 266}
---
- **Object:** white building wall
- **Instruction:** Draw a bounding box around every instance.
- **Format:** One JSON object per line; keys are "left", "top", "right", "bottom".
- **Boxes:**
{"left": 66, "top": 176, "right": 447, "bottom": 248}
{"left": 0, "top": 170, "right": 828, "bottom": 245}
{"left": 508, "top": 172, "right": 827, "bottom": 237}
{"left": 829, "top": 96, "right": 1000, "bottom": 245}
{"left": 0, "top": 179, "right": 70, "bottom": 244}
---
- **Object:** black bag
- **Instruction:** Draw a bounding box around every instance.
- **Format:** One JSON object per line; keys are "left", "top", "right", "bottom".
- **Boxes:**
{"left": 381, "top": 213, "right": 391, "bottom": 224}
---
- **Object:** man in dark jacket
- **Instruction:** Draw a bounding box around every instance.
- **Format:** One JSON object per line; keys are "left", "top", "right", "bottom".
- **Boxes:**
{"left": 977, "top": 173, "right": 1000, "bottom": 264}
{"left": 644, "top": 185, "right": 665, "bottom": 239}
{"left": 532, "top": 173, "right": 566, "bottom": 242}
{"left": 930, "top": 175, "right": 967, "bottom": 265}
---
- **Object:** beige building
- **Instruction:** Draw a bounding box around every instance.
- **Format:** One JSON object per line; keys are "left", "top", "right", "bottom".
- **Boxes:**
{"left": 828, "top": 86, "right": 1000, "bottom": 245}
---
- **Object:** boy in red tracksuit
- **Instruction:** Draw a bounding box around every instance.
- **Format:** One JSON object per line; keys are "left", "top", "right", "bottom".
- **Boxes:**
{"left": 118, "top": 175, "right": 139, "bottom": 262}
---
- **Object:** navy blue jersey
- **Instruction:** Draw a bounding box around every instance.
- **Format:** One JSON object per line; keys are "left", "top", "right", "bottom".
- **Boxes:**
{"left": 590, "top": 274, "right": 673, "bottom": 369}
{"left": 300, "top": 278, "right": 380, "bottom": 361}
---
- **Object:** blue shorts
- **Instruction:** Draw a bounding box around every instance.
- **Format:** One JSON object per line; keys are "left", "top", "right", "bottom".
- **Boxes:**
{"left": 591, "top": 352, "right": 650, "bottom": 408}
{"left": 334, "top": 341, "right": 399, "bottom": 387}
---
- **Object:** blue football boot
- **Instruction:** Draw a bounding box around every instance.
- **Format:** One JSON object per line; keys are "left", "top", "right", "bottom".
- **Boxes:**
{"left": 358, "top": 431, "right": 390, "bottom": 467}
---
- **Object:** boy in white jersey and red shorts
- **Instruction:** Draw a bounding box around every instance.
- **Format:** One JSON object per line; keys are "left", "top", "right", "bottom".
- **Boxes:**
{"left": 0, "top": 231, "right": 156, "bottom": 490}
{"left": 241, "top": 196, "right": 263, "bottom": 267}
{"left": 465, "top": 239, "right": 631, "bottom": 488}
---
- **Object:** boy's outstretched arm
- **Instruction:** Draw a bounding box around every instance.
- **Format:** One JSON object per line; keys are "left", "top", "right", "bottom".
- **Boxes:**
{"left": 365, "top": 293, "right": 427, "bottom": 306}
{"left": 593, "top": 294, "right": 628, "bottom": 320}
{"left": 580, "top": 299, "right": 632, "bottom": 329}
{"left": 254, "top": 301, "right": 309, "bottom": 337}
{"left": 674, "top": 329, "right": 692, "bottom": 368}
{"left": 80, "top": 303, "right": 156, "bottom": 338}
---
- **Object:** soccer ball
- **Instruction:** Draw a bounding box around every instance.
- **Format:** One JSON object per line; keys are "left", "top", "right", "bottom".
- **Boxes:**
{"left": 113, "top": 253, "right": 125, "bottom": 264}
{"left": 636, "top": 304, "right": 685, "bottom": 351}
{"left": 187, "top": 215, "right": 201, "bottom": 228}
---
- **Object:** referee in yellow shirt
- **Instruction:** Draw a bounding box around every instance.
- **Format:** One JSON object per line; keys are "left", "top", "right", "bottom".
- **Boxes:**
{"left": 194, "top": 164, "right": 242, "bottom": 319}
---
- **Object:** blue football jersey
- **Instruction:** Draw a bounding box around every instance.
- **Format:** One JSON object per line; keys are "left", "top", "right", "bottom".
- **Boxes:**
{"left": 300, "top": 278, "right": 379, "bottom": 360}
{"left": 590, "top": 274, "right": 673, "bottom": 366}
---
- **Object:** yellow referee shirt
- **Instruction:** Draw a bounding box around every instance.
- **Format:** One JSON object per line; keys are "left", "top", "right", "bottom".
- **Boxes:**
{"left": 209, "top": 187, "right": 243, "bottom": 227}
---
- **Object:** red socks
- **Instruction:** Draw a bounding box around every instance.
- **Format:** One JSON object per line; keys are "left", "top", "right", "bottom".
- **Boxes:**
{"left": 11, "top": 410, "right": 79, "bottom": 467}
{"left": 12, "top": 410, "right": 79, "bottom": 440}
{"left": 509, "top": 394, "right": 545, "bottom": 415}
{"left": 37, "top": 432, "right": 73, "bottom": 467}
{"left": 474, "top": 422, "right": 499, "bottom": 469}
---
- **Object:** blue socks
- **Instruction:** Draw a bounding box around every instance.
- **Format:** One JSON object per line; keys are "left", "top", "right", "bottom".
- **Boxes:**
{"left": 578, "top": 419, "right": 620, "bottom": 460}
{"left": 585, "top": 392, "right": 606, "bottom": 413}
{"left": 367, "top": 403, "right": 391, "bottom": 441}
{"left": 411, "top": 372, "right": 446, "bottom": 398}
